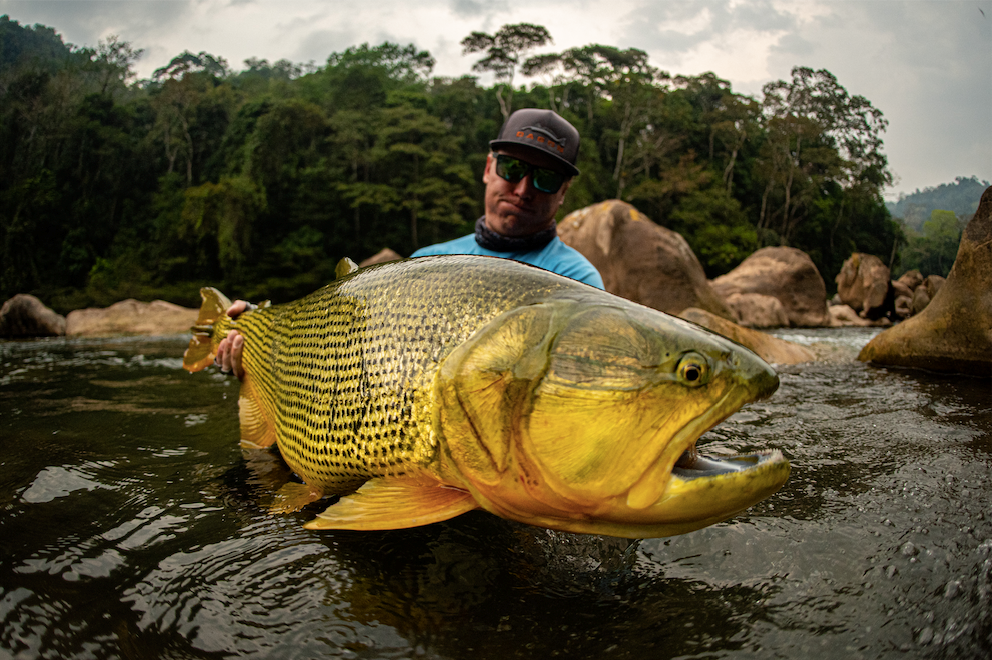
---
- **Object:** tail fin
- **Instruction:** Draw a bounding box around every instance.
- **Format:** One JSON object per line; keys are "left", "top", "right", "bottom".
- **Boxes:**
{"left": 183, "top": 287, "right": 233, "bottom": 372}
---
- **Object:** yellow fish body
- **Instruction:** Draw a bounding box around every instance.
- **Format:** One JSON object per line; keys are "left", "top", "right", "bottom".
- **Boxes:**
{"left": 183, "top": 255, "right": 789, "bottom": 538}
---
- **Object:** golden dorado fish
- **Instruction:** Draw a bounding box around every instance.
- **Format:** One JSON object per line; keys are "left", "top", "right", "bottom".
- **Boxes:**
{"left": 183, "top": 255, "right": 789, "bottom": 538}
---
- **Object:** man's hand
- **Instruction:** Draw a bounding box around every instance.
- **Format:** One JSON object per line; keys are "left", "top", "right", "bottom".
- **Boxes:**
{"left": 214, "top": 300, "right": 251, "bottom": 381}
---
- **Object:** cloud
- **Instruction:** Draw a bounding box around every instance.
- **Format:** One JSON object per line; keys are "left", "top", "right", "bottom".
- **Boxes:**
{"left": 449, "top": 0, "right": 488, "bottom": 18}
{"left": 0, "top": 0, "right": 988, "bottom": 194}
{"left": 761, "top": 0, "right": 992, "bottom": 194}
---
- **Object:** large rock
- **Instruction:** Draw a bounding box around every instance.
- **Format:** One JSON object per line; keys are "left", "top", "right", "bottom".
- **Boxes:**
{"left": 0, "top": 294, "right": 66, "bottom": 337}
{"left": 710, "top": 247, "right": 830, "bottom": 327}
{"left": 893, "top": 295, "right": 913, "bottom": 320}
{"left": 835, "top": 252, "right": 890, "bottom": 317}
{"left": 890, "top": 279, "right": 915, "bottom": 320}
{"left": 896, "top": 269, "right": 924, "bottom": 292}
{"left": 558, "top": 200, "right": 735, "bottom": 319}
{"left": 360, "top": 247, "right": 403, "bottom": 267}
{"left": 66, "top": 299, "right": 198, "bottom": 337}
{"left": 723, "top": 292, "right": 790, "bottom": 328}
{"left": 858, "top": 186, "right": 992, "bottom": 377}
{"left": 910, "top": 274, "right": 946, "bottom": 315}
{"left": 829, "top": 304, "right": 875, "bottom": 327}
{"left": 678, "top": 308, "right": 815, "bottom": 365}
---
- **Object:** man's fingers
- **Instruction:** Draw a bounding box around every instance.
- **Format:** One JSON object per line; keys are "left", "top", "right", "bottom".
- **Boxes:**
{"left": 231, "top": 332, "right": 245, "bottom": 381}
{"left": 214, "top": 329, "right": 242, "bottom": 375}
{"left": 227, "top": 300, "right": 250, "bottom": 318}
{"left": 214, "top": 338, "right": 229, "bottom": 371}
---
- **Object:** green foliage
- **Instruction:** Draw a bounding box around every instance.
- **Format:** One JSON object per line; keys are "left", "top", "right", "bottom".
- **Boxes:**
{"left": 887, "top": 176, "right": 988, "bottom": 231}
{"left": 0, "top": 18, "right": 920, "bottom": 309}
{"left": 462, "top": 23, "right": 552, "bottom": 119}
{"left": 899, "top": 209, "right": 963, "bottom": 278}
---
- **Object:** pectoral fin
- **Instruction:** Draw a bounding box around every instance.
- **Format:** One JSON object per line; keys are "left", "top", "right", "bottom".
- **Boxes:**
{"left": 303, "top": 479, "right": 478, "bottom": 531}
{"left": 269, "top": 482, "right": 325, "bottom": 514}
{"left": 239, "top": 376, "right": 277, "bottom": 448}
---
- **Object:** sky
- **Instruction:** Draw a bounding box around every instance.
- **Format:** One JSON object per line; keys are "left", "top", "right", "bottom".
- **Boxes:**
{"left": 2, "top": 0, "right": 990, "bottom": 200}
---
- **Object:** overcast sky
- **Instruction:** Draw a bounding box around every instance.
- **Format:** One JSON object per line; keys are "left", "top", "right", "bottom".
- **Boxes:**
{"left": 3, "top": 0, "right": 990, "bottom": 199}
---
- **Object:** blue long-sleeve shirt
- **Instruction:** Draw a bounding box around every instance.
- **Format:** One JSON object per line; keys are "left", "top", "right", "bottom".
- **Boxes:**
{"left": 412, "top": 234, "right": 604, "bottom": 290}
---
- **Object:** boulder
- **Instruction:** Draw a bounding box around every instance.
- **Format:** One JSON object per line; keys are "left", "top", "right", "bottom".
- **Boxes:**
{"left": 891, "top": 279, "right": 914, "bottom": 302}
{"left": 0, "top": 294, "right": 66, "bottom": 337}
{"left": 921, "top": 274, "right": 945, "bottom": 299}
{"left": 558, "top": 200, "right": 735, "bottom": 320}
{"left": 829, "top": 304, "right": 874, "bottom": 327}
{"left": 890, "top": 280, "right": 915, "bottom": 319}
{"left": 897, "top": 269, "right": 924, "bottom": 291}
{"left": 678, "top": 308, "right": 815, "bottom": 365}
{"left": 858, "top": 186, "right": 992, "bottom": 377}
{"left": 910, "top": 274, "right": 945, "bottom": 315}
{"left": 894, "top": 295, "right": 914, "bottom": 319}
{"left": 835, "top": 252, "right": 890, "bottom": 317}
{"left": 910, "top": 286, "right": 931, "bottom": 315}
{"left": 66, "top": 299, "right": 198, "bottom": 337}
{"left": 710, "top": 247, "right": 830, "bottom": 327}
{"left": 360, "top": 247, "right": 403, "bottom": 267}
{"left": 723, "top": 292, "right": 790, "bottom": 328}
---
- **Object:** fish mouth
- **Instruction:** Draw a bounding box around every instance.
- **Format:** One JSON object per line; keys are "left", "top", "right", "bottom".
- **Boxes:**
{"left": 611, "top": 380, "right": 789, "bottom": 536}
{"left": 624, "top": 386, "right": 752, "bottom": 510}
{"left": 672, "top": 444, "right": 781, "bottom": 479}
{"left": 674, "top": 446, "right": 787, "bottom": 480}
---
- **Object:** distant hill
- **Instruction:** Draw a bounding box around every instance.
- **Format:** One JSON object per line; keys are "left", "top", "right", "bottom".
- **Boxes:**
{"left": 887, "top": 176, "right": 989, "bottom": 231}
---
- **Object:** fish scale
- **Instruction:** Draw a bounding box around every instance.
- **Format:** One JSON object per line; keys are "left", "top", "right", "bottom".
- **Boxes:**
{"left": 226, "top": 256, "right": 571, "bottom": 493}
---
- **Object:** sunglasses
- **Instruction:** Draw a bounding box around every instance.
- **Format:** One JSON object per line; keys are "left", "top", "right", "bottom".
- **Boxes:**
{"left": 492, "top": 154, "right": 569, "bottom": 194}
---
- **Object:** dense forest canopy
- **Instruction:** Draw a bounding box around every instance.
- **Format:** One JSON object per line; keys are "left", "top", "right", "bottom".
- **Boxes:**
{"left": 886, "top": 175, "right": 988, "bottom": 231}
{"left": 0, "top": 15, "right": 955, "bottom": 312}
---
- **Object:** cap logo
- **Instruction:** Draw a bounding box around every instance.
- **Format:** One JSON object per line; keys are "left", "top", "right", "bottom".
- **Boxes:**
{"left": 514, "top": 127, "right": 566, "bottom": 154}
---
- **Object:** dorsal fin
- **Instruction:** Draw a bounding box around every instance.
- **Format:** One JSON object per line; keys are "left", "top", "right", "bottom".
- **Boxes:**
{"left": 335, "top": 257, "right": 360, "bottom": 279}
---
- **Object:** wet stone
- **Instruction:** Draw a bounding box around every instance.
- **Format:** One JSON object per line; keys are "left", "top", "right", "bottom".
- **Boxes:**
{"left": 901, "top": 541, "right": 919, "bottom": 557}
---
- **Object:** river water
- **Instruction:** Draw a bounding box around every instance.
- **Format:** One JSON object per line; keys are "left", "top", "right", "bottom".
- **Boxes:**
{"left": 1, "top": 328, "right": 990, "bottom": 659}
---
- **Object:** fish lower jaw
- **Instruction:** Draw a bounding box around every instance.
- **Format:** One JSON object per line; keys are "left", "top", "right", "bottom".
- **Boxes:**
{"left": 470, "top": 450, "right": 789, "bottom": 539}
{"left": 624, "top": 385, "right": 766, "bottom": 511}
{"left": 617, "top": 449, "right": 791, "bottom": 535}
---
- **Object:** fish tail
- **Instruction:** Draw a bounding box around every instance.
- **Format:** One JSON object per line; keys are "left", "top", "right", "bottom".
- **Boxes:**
{"left": 182, "top": 287, "right": 234, "bottom": 372}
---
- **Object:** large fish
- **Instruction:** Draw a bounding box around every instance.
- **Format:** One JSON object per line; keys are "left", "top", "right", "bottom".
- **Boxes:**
{"left": 183, "top": 255, "right": 789, "bottom": 538}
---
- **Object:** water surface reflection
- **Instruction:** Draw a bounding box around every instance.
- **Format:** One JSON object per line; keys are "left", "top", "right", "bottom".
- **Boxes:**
{"left": 1, "top": 332, "right": 989, "bottom": 658}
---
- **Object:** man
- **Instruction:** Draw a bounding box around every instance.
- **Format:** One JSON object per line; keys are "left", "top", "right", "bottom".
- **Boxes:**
{"left": 411, "top": 108, "right": 603, "bottom": 288}
{"left": 215, "top": 108, "right": 601, "bottom": 377}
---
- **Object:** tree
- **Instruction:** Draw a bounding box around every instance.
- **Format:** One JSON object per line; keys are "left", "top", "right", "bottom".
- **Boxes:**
{"left": 757, "top": 66, "right": 891, "bottom": 245}
{"left": 461, "top": 23, "right": 552, "bottom": 120}
{"left": 900, "top": 209, "right": 962, "bottom": 277}
{"left": 178, "top": 176, "right": 265, "bottom": 283}
{"left": 152, "top": 50, "right": 230, "bottom": 81}
{"left": 888, "top": 176, "right": 989, "bottom": 231}
{"left": 535, "top": 45, "right": 661, "bottom": 198}
{"left": 377, "top": 105, "right": 473, "bottom": 249}
{"left": 93, "top": 35, "right": 143, "bottom": 95}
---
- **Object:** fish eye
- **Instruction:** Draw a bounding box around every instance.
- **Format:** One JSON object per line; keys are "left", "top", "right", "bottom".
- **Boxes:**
{"left": 676, "top": 352, "right": 709, "bottom": 387}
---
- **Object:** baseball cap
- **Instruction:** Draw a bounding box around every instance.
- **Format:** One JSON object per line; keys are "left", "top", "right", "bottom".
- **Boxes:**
{"left": 489, "top": 109, "right": 580, "bottom": 177}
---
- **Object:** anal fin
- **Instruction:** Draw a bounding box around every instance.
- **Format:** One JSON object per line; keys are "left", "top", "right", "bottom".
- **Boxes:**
{"left": 239, "top": 376, "right": 277, "bottom": 448}
{"left": 269, "top": 482, "right": 325, "bottom": 514}
{"left": 303, "top": 479, "right": 478, "bottom": 531}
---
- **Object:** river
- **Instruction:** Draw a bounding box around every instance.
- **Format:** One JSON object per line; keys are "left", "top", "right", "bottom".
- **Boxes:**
{"left": 1, "top": 328, "right": 990, "bottom": 659}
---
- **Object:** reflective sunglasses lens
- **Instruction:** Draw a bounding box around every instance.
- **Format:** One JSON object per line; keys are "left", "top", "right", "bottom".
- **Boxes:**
{"left": 495, "top": 155, "right": 528, "bottom": 182}
{"left": 495, "top": 155, "right": 565, "bottom": 193}
{"left": 532, "top": 169, "right": 565, "bottom": 193}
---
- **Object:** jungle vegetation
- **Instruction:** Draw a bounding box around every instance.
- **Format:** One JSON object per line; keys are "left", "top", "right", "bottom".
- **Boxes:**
{"left": 0, "top": 16, "right": 931, "bottom": 311}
